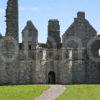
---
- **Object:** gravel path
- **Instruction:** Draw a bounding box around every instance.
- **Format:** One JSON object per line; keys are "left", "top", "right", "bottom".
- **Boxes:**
{"left": 35, "top": 85, "right": 66, "bottom": 100}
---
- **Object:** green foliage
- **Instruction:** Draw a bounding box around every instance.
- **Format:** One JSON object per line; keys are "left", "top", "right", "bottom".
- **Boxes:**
{"left": 57, "top": 85, "right": 100, "bottom": 100}
{"left": 0, "top": 85, "right": 49, "bottom": 100}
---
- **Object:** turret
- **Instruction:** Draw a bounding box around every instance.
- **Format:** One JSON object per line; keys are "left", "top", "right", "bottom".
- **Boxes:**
{"left": 47, "top": 19, "right": 61, "bottom": 48}
{"left": 6, "top": 0, "right": 19, "bottom": 42}
{"left": 22, "top": 20, "right": 38, "bottom": 49}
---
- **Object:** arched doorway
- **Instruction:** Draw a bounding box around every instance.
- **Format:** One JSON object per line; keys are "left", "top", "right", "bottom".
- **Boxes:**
{"left": 48, "top": 71, "right": 56, "bottom": 84}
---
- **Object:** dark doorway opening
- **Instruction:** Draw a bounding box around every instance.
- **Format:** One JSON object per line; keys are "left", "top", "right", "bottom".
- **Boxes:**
{"left": 48, "top": 71, "right": 56, "bottom": 84}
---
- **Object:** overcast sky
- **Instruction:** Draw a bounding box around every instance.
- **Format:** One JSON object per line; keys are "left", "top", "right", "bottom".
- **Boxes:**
{"left": 0, "top": 0, "right": 100, "bottom": 43}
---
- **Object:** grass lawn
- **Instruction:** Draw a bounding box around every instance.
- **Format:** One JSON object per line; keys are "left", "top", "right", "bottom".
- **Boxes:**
{"left": 57, "top": 85, "right": 100, "bottom": 100}
{"left": 0, "top": 85, "right": 49, "bottom": 100}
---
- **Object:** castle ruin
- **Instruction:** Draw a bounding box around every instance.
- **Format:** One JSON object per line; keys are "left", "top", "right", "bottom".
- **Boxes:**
{"left": 0, "top": 0, "right": 100, "bottom": 85}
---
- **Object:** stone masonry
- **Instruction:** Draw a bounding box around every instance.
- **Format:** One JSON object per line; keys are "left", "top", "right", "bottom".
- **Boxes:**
{"left": 6, "top": 0, "right": 19, "bottom": 41}
{"left": 0, "top": 0, "right": 100, "bottom": 85}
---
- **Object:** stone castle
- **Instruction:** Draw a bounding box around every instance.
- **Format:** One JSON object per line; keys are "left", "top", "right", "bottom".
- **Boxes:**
{"left": 0, "top": 0, "right": 100, "bottom": 85}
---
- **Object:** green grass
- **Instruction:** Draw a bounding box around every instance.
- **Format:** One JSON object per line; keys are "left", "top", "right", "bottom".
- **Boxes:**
{"left": 0, "top": 85, "right": 49, "bottom": 100}
{"left": 57, "top": 85, "right": 100, "bottom": 100}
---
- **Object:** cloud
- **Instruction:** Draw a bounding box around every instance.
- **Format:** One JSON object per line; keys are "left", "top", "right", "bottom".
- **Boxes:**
{"left": 20, "top": 7, "right": 39, "bottom": 11}
{"left": 0, "top": 7, "right": 40, "bottom": 13}
{"left": 0, "top": 8, "right": 5, "bottom": 15}
{"left": 19, "top": 7, "right": 53, "bottom": 12}
{"left": 0, "top": 6, "right": 53, "bottom": 13}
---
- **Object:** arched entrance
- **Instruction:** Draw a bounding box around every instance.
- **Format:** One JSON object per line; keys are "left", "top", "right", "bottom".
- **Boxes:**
{"left": 48, "top": 71, "right": 56, "bottom": 84}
